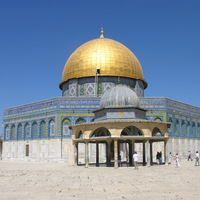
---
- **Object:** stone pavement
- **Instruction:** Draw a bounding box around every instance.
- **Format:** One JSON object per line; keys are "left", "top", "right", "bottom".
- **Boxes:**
{"left": 0, "top": 160, "right": 199, "bottom": 200}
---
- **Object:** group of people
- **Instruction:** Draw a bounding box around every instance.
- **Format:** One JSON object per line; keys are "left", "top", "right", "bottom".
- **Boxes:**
{"left": 156, "top": 151, "right": 163, "bottom": 165}
{"left": 187, "top": 151, "right": 199, "bottom": 166}
{"left": 118, "top": 152, "right": 139, "bottom": 169}
{"left": 118, "top": 150, "right": 200, "bottom": 169}
{"left": 169, "top": 151, "right": 199, "bottom": 168}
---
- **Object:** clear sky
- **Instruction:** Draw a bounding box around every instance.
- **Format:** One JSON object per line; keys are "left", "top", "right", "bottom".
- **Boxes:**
{"left": 1, "top": 0, "right": 200, "bottom": 134}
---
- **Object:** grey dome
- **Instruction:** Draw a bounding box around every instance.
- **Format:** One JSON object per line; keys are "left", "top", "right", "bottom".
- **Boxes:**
{"left": 100, "top": 85, "right": 140, "bottom": 109}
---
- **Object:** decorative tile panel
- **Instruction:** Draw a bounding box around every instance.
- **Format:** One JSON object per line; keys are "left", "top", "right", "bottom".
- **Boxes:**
{"left": 69, "top": 84, "right": 76, "bottom": 97}
{"left": 86, "top": 83, "right": 95, "bottom": 96}
{"left": 103, "top": 82, "right": 114, "bottom": 94}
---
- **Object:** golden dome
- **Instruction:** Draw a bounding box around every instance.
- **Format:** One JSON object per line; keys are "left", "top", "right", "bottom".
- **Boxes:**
{"left": 60, "top": 32, "right": 146, "bottom": 88}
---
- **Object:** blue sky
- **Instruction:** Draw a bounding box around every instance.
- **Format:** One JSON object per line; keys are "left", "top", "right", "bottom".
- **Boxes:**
{"left": 1, "top": 0, "right": 200, "bottom": 134}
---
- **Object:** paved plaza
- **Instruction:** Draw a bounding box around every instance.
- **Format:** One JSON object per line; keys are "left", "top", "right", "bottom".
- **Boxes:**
{"left": 0, "top": 160, "right": 199, "bottom": 200}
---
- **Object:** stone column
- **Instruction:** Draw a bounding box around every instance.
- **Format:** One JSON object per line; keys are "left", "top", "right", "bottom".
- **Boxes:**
{"left": 143, "top": 141, "right": 146, "bottom": 166}
{"left": 146, "top": 140, "right": 150, "bottom": 167}
{"left": 114, "top": 139, "right": 118, "bottom": 169}
{"left": 106, "top": 140, "right": 111, "bottom": 167}
{"left": 150, "top": 141, "right": 153, "bottom": 165}
{"left": 96, "top": 142, "right": 99, "bottom": 167}
{"left": 85, "top": 141, "right": 89, "bottom": 168}
{"left": 129, "top": 141, "right": 133, "bottom": 166}
{"left": 73, "top": 143, "right": 78, "bottom": 166}
{"left": 131, "top": 140, "right": 135, "bottom": 166}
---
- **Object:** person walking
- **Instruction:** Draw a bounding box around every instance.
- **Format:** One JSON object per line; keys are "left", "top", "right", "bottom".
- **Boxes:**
{"left": 156, "top": 152, "right": 160, "bottom": 164}
{"left": 133, "top": 152, "right": 139, "bottom": 170}
{"left": 159, "top": 151, "right": 162, "bottom": 165}
{"left": 195, "top": 151, "right": 199, "bottom": 166}
{"left": 188, "top": 151, "right": 193, "bottom": 161}
{"left": 175, "top": 153, "right": 181, "bottom": 168}
{"left": 118, "top": 154, "right": 122, "bottom": 167}
{"left": 168, "top": 152, "right": 172, "bottom": 164}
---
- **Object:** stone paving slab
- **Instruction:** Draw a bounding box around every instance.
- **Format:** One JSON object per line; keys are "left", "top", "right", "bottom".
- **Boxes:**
{"left": 0, "top": 160, "right": 199, "bottom": 200}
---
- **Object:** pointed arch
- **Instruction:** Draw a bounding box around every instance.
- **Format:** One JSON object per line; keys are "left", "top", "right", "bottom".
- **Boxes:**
{"left": 197, "top": 123, "right": 200, "bottom": 138}
{"left": 17, "top": 123, "right": 23, "bottom": 139}
{"left": 186, "top": 121, "right": 190, "bottom": 137}
{"left": 5, "top": 125, "right": 10, "bottom": 140}
{"left": 168, "top": 117, "right": 173, "bottom": 136}
{"left": 62, "top": 118, "right": 71, "bottom": 136}
{"left": 91, "top": 127, "right": 111, "bottom": 137}
{"left": 49, "top": 119, "right": 55, "bottom": 136}
{"left": 76, "top": 117, "right": 86, "bottom": 125}
{"left": 32, "top": 121, "right": 38, "bottom": 138}
{"left": 40, "top": 120, "right": 47, "bottom": 137}
{"left": 24, "top": 123, "right": 30, "bottom": 138}
{"left": 154, "top": 117, "right": 162, "bottom": 122}
{"left": 121, "top": 126, "right": 143, "bottom": 136}
{"left": 174, "top": 119, "right": 179, "bottom": 136}
{"left": 11, "top": 124, "right": 16, "bottom": 139}
{"left": 192, "top": 122, "right": 196, "bottom": 137}
{"left": 152, "top": 127, "right": 163, "bottom": 136}
{"left": 181, "top": 120, "right": 185, "bottom": 137}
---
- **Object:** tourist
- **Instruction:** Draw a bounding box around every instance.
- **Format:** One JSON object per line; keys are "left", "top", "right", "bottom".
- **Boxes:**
{"left": 188, "top": 151, "right": 193, "bottom": 161}
{"left": 133, "top": 152, "right": 139, "bottom": 170}
{"left": 195, "top": 151, "right": 199, "bottom": 166}
{"left": 118, "top": 154, "right": 122, "bottom": 167}
{"left": 159, "top": 151, "right": 162, "bottom": 165}
{"left": 168, "top": 152, "right": 172, "bottom": 164}
{"left": 156, "top": 152, "right": 160, "bottom": 164}
{"left": 175, "top": 153, "right": 181, "bottom": 168}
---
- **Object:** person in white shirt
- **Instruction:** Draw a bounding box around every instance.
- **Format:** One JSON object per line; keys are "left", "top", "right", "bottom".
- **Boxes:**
{"left": 195, "top": 151, "right": 199, "bottom": 166}
{"left": 175, "top": 153, "right": 181, "bottom": 168}
{"left": 133, "top": 152, "right": 139, "bottom": 170}
{"left": 168, "top": 152, "right": 172, "bottom": 164}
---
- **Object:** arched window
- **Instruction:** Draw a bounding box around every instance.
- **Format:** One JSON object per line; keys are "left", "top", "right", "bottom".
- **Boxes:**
{"left": 40, "top": 120, "right": 47, "bottom": 137}
{"left": 49, "top": 119, "right": 55, "bottom": 136}
{"left": 152, "top": 127, "right": 163, "bottom": 136}
{"left": 11, "top": 125, "right": 16, "bottom": 139}
{"left": 24, "top": 123, "right": 30, "bottom": 138}
{"left": 32, "top": 122, "right": 38, "bottom": 138}
{"left": 17, "top": 124, "right": 23, "bottom": 139}
{"left": 121, "top": 126, "right": 143, "bottom": 136}
{"left": 5, "top": 125, "right": 10, "bottom": 140}
{"left": 154, "top": 117, "right": 162, "bottom": 122}
{"left": 174, "top": 119, "right": 179, "bottom": 137}
{"left": 76, "top": 118, "right": 86, "bottom": 124}
{"left": 197, "top": 123, "right": 200, "bottom": 138}
{"left": 168, "top": 118, "right": 173, "bottom": 136}
{"left": 181, "top": 120, "right": 185, "bottom": 137}
{"left": 62, "top": 118, "right": 71, "bottom": 136}
{"left": 192, "top": 122, "right": 196, "bottom": 137}
{"left": 91, "top": 127, "right": 111, "bottom": 137}
{"left": 186, "top": 122, "right": 190, "bottom": 137}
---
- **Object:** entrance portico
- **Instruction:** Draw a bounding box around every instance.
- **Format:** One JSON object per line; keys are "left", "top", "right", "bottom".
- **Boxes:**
{"left": 71, "top": 119, "right": 170, "bottom": 168}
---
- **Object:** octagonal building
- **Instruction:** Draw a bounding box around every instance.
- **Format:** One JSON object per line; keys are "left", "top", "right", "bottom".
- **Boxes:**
{"left": 2, "top": 29, "right": 200, "bottom": 165}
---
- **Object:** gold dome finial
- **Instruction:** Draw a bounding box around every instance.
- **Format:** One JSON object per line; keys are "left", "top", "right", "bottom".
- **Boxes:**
{"left": 100, "top": 27, "right": 104, "bottom": 38}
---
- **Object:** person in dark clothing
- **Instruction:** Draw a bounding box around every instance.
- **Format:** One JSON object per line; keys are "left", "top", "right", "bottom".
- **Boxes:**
{"left": 118, "top": 154, "right": 122, "bottom": 167}
{"left": 156, "top": 152, "right": 160, "bottom": 164}
{"left": 188, "top": 151, "right": 193, "bottom": 161}
{"left": 159, "top": 151, "right": 162, "bottom": 164}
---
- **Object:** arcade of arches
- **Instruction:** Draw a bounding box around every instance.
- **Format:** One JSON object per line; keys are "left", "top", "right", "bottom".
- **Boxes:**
{"left": 71, "top": 120, "right": 170, "bottom": 168}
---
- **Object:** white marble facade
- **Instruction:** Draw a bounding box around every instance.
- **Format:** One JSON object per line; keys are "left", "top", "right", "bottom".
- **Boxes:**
{"left": 2, "top": 138, "right": 74, "bottom": 164}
